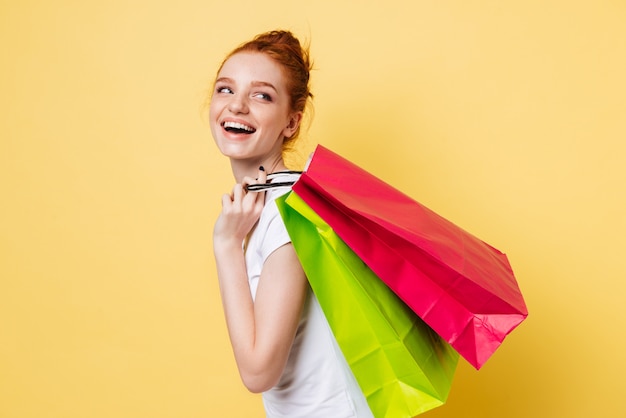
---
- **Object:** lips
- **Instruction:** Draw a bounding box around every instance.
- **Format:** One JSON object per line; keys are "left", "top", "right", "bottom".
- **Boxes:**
{"left": 222, "top": 120, "right": 256, "bottom": 134}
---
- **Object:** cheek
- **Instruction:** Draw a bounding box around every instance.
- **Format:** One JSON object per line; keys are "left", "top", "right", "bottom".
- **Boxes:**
{"left": 208, "top": 103, "right": 221, "bottom": 139}
{"left": 208, "top": 100, "right": 218, "bottom": 121}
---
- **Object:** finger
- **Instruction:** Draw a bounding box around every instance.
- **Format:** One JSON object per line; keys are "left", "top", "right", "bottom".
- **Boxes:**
{"left": 231, "top": 183, "right": 244, "bottom": 205}
{"left": 241, "top": 175, "right": 257, "bottom": 192}
{"left": 248, "top": 166, "right": 267, "bottom": 200}
{"left": 257, "top": 166, "right": 267, "bottom": 186}
{"left": 253, "top": 167, "right": 267, "bottom": 211}
{"left": 242, "top": 181, "right": 262, "bottom": 207}
{"left": 242, "top": 166, "right": 268, "bottom": 192}
{"left": 242, "top": 171, "right": 266, "bottom": 211}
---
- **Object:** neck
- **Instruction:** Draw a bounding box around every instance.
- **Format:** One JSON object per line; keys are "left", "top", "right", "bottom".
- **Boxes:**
{"left": 230, "top": 153, "right": 287, "bottom": 183}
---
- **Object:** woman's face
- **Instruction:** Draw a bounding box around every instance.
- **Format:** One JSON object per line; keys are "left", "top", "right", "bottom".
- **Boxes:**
{"left": 209, "top": 52, "right": 300, "bottom": 165}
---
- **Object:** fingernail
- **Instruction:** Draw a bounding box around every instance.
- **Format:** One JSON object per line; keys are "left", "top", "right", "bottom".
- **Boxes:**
{"left": 259, "top": 166, "right": 265, "bottom": 171}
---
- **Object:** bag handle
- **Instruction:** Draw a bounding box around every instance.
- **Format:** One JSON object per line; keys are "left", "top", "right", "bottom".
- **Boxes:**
{"left": 245, "top": 170, "right": 302, "bottom": 192}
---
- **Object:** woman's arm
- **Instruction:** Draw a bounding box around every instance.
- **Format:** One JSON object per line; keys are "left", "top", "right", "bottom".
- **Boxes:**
{"left": 213, "top": 169, "right": 308, "bottom": 393}
{"left": 214, "top": 241, "right": 307, "bottom": 393}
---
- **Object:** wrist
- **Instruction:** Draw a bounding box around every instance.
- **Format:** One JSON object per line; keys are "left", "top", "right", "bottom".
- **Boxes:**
{"left": 213, "top": 236, "right": 244, "bottom": 257}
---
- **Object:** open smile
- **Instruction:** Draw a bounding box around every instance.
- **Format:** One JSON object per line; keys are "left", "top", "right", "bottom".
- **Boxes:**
{"left": 222, "top": 121, "right": 256, "bottom": 134}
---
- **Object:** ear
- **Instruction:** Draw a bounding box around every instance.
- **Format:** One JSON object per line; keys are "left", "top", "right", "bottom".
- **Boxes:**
{"left": 282, "top": 111, "right": 303, "bottom": 139}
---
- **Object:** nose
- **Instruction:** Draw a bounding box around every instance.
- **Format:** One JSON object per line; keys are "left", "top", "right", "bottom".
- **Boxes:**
{"left": 227, "top": 93, "right": 249, "bottom": 114}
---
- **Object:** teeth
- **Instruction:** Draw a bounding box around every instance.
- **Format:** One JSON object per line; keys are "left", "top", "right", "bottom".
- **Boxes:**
{"left": 223, "top": 121, "right": 255, "bottom": 132}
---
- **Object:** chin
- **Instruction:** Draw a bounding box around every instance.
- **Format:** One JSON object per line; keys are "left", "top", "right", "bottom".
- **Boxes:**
{"left": 217, "top": 144, "right": 254, "bottom": 160}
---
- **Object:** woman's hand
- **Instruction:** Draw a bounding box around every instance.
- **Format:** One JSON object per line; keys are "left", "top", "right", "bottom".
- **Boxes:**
{"left": 213, "top": 167, "right": 267, "bottom": 248}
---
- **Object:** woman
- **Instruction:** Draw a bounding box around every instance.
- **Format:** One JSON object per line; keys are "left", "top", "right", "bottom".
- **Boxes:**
{"left": 209, "top": 31, "right": 373, "bottom": 417}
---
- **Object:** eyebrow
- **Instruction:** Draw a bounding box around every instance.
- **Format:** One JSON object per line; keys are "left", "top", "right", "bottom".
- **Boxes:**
{"left": 215, "top": 77, "right": 278, "bottom": 92}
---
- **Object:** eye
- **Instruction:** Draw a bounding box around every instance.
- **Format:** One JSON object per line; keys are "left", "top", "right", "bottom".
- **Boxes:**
{"left": 253, "top": 92, "right": 273, "bottom": 102}
{"left": 216, "top": 85, "right": 233, "bottom": 94}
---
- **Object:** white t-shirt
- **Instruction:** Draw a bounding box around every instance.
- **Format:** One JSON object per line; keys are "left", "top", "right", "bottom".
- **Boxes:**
{"left": 244, "top": 174, "right": 373, "bottom": 418}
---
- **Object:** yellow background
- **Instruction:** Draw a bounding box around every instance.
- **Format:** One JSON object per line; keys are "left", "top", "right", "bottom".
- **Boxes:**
{"left": 1, "top": 1, "right": 624, "bottom": 417}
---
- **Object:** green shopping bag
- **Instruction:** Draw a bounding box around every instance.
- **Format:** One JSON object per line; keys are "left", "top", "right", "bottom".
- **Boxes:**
{"left": 276, "top": 192, "right": 459, "bottom": 418}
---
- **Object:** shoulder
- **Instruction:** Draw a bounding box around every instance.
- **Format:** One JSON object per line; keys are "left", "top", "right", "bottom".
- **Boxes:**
{"left": 254, "top": 176, "right": 299, "bottom": 261}
{"left": 259, "top": 171, "right": 301, "bottom": 229}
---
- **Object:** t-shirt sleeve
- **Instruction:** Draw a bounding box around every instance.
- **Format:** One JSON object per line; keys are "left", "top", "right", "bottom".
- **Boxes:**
{"left": 260, "top": 199, "right": 292, "bottom": 263}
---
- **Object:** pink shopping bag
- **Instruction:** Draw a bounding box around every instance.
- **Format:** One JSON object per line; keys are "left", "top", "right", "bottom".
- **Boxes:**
{"left": 292, "top": 145, "right": 528, "bottom": 369}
